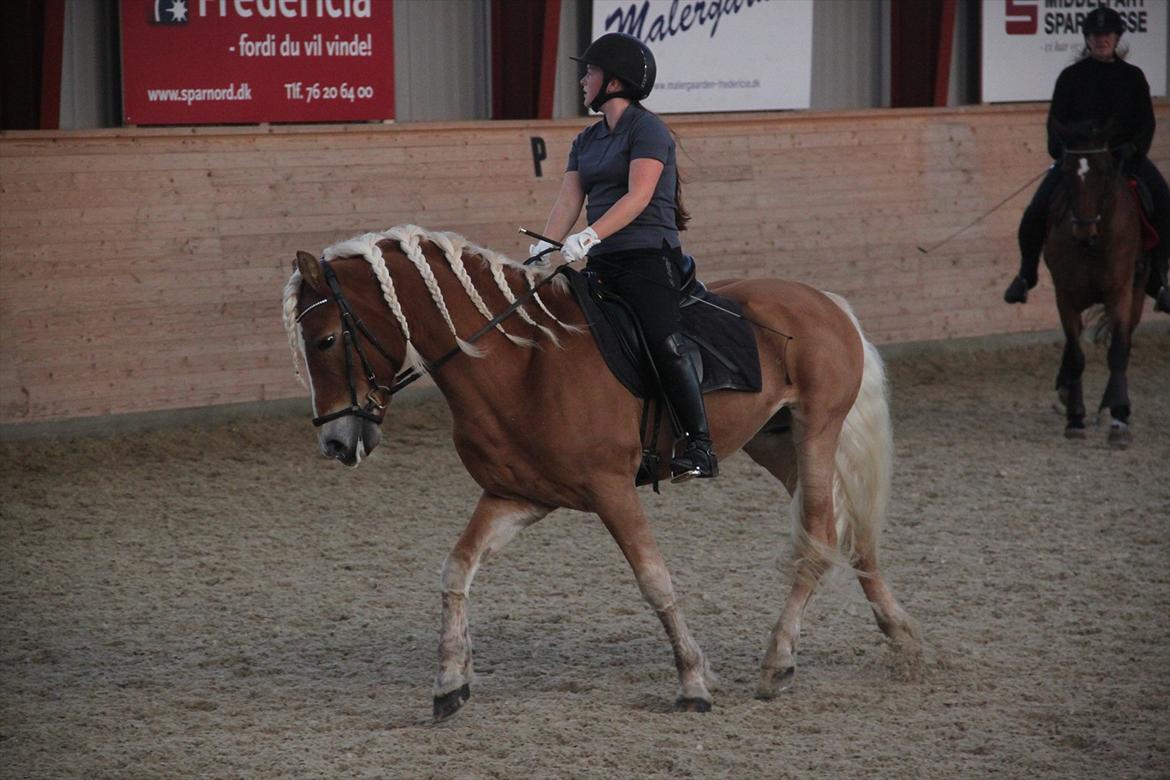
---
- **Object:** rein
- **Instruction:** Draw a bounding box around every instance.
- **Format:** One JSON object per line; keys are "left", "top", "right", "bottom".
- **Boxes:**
{"left": 299, "top": 254, "right": 567, "bottom": 426}
{"left": 519, "top": 228, "right": 795, "bottom": 342}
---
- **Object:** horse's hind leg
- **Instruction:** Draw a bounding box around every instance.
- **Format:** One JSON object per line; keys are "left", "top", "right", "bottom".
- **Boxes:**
{"left": 854, "top": 551, "right": 919, "bottom": 649}
{"left": 1055, "top": 309, "right": 1087, "bottom": 437}
{"left": 593, "top": 486, "right": 714, "bottom": 712}
{"left": 752, "top": 426, "right": 841, "bottom": 699}
{"left": 433, "top": 493, "right": 549, "bottom": 721}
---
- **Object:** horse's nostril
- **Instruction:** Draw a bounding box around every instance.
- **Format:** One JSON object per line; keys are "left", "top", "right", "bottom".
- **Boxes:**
{"left": 323, "top": 438, "right": 347, "bottom": 460}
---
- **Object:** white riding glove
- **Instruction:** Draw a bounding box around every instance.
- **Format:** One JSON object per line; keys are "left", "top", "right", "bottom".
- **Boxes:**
{"left": 528, "top": 240, "right": 557, "bottom": 260}
{"left": 560, "top": 227, "right": 600, "bottom": 263}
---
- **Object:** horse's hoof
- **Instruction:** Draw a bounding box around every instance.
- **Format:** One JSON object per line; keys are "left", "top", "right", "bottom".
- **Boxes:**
{"left": 1107, "top": 423, "right": 1131, "bottom": 449}
{"left": 673, "top": 696, "right": 712, "bottom": 713}
{"left": 754, "top": 666, "right": 795, "bottom": 700}
{"left": 1064, "top": 425, "right": 1087, "bottom": 439}
{"left": 432, "top": 683, "right": 471, "bottom": 722}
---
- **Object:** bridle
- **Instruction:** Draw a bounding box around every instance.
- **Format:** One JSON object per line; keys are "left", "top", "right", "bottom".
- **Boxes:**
{"left": 297, "top": 253, "right": 567, "bottom": 427}
{"left": 297, "top": 261, "right": 401, "bottom": 427}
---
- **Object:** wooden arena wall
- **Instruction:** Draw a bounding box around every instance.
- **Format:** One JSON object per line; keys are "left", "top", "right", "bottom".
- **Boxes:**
{"left": 2, "top": 103, "right": 1167, "bottom": 426}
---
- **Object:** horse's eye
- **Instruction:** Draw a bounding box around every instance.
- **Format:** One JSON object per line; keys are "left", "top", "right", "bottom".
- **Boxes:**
{"left": 317, "top": 334, "right": 337, "bottom": 351}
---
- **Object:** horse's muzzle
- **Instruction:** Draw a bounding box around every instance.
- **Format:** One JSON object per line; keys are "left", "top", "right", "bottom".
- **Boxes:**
{"left": 319, "top": 417, "right": 381, "bottom": 466}
{"left": 1071, "top": 215, "right": 1101, "bottom": 247}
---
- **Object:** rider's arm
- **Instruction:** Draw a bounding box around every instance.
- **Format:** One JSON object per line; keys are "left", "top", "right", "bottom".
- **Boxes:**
{"left": 541, "top": 171, "right": 586, "bottom": 242}
{"left": 1046, "top": 69, "right": 1075, "bottom": 160}
{"left": 588, "top": 158, "right": 664, "bottom": 241}
{"left": 1129, "top": 69, "right": 1155, "bottom": 159}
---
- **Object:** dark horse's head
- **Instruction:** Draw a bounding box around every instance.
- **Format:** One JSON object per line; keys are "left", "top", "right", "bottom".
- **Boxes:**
{"left": 1054, "top": 120, "right": 1123, "bottom": 248}
{"left": 283, "top": 250, "right": 392, "bottom": 467}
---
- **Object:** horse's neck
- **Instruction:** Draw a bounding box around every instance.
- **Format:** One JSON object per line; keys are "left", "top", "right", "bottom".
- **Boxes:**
{"left": 1056, "top": 170, "right": 1129, "bottom": 219}
{"left": 373, "top": 235, "right": 573, "bottom": 392}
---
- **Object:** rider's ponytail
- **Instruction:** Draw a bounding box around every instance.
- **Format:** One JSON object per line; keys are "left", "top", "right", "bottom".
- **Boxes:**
{"left": 675, "top": 170, "right": 691, "bottom": 232}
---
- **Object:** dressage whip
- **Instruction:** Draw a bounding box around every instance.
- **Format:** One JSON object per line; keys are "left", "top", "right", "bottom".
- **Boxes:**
{"left": 916, "top": 167, "right": 1050, "bottom": 254}
{"left": 519, "top": 227, "right": 794, "bottom": 340}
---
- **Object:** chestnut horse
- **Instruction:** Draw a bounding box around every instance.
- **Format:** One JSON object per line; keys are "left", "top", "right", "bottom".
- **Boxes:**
{"left": 282, "top": 225, "right": 919, "bottom": 720}
{"left": 1045, "top": 126, "right": 1148, "bottom": 447}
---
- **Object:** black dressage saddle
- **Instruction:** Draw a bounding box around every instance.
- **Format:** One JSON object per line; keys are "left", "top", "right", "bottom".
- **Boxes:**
{"left": 561, "top": 257, "right": 762, "bottom": 401}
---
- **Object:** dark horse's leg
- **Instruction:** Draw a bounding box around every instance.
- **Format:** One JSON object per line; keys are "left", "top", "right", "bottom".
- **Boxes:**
{"left": 1055, "top": 306, "right": 1087, "bottom": 438}
{"left": 1097, "top": 287, "right": 1142, "bottom": 448}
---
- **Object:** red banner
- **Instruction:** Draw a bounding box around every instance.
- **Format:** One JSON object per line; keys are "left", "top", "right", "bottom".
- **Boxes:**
{"left": 120, "top": 0, "right": 394, "bottom": 125}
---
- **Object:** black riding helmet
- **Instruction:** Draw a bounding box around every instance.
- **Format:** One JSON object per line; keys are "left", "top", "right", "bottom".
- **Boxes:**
{"left": 571, "top": 32, "right": 656, "bottom": 112}
{"left": 1082, "top": 6, "right": 1124, "bottom": 36}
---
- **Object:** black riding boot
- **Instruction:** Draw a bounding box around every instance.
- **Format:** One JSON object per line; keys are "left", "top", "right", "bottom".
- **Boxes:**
{"left": 1133, "top": 157, "right": 1170, "bottom": 313}
{"left": 652, "top": 334, "right": 717, "bottom": 482}
{"left": 1004, "top": 204, "right": 1046, "bottom": 304}
{"left": 1149, "top": 251, "right": 1170, "bottom": 313}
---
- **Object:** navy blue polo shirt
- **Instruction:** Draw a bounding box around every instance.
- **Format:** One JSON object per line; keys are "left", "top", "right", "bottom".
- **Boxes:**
{"left": 567, "top": 104, "right": 681, "bottom": 255}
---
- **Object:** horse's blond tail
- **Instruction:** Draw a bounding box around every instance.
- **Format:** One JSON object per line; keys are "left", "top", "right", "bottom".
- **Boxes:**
{"left": 821, "top": 293, "right": 893, "bottom": 574}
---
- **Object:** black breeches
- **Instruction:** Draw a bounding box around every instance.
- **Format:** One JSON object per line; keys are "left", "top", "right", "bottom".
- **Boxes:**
{"left": 587, "top": 246, "right": 683, "bottom": 346}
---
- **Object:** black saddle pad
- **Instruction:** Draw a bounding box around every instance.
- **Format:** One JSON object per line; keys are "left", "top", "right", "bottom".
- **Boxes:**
{"left": 562, "top": 267, "right": 761, "bottom": 399}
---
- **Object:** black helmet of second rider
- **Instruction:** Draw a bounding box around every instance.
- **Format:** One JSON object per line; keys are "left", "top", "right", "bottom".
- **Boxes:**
{"left": 1081, "top": 6, "right": 1124, "bottom": 37}
{"left": 571, "top": 32, "right": 656, "bottom": 112}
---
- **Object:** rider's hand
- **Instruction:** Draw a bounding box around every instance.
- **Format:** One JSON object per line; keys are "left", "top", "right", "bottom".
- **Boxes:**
{"left": 561, "top": 227, "right": 600, "bottom": 263}
{"left": 528, "top": 240, "right": 557, "bottom": 260}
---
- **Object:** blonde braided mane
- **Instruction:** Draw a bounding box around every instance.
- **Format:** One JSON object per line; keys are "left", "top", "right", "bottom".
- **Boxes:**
{"left": 282, "top": 225, "right": 579, "bottom": 387}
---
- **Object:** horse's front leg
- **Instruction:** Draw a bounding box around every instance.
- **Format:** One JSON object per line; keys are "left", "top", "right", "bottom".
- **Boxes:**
{"left": 1099, "top": 315, "right": 1134, "bottom": 448}
{"left": 594, "top": 487, "right": 714, "bottom": 712}
{"left": 433, "top": 493, "right": 549, "bottom": 721}
{"left": 1055, "top": 309, "right": 1086, "bottom": 437}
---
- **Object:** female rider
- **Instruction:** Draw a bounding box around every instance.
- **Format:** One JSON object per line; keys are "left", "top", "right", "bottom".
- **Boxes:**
{"left": 1003, "top": 5, "right": 1170, "bottom": 313}
{"left": 529, "top": 32, "right": 716, "bottom": 482}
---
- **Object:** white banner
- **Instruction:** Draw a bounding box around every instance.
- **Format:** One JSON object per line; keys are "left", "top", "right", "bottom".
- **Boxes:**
{"left": 590, "top": 0, "right": 813, "bottom": 113}
{"left": 982, "top": 0, "right": 1168, "bottom": 102}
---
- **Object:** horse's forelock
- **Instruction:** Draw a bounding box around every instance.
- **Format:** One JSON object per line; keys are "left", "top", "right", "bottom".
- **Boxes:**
{"left": 282, "top": 268, "right": 309, "bottom": 389}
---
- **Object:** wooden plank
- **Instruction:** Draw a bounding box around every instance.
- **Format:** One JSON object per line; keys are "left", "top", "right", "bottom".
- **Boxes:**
{"left": 5, "top": 104, "right": 1164, "bottom": 425}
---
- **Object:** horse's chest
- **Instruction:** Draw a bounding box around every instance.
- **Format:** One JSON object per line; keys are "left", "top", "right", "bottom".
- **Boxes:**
{"left": 451, "top": 420, "right": 590, "bottom": 507}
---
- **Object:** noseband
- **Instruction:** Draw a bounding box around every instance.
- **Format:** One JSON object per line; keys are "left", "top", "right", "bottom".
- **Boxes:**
{"left": 297, "top": 261, "right": 408, "bottom": 427}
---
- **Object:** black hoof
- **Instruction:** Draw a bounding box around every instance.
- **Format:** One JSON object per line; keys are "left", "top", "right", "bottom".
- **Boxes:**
{"left": 1107, "top": 426, "right": 1131, "bottom": 449}
{"left": 673, "top": 696, "right": 712, "bottom": 713}
{"left": 755, "top": 666, "right": 796, "bottom": 699}
{"left": 432, "top": 683, "right": 470, "bottom": 722}
{"left": 1003, "top": 275, "right": 1032, "bottom": 304}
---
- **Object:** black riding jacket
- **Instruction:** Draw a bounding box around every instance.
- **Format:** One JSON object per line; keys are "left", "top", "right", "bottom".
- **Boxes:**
{"left": 1046, "top": 56, "right": 1155, "bottom": 160}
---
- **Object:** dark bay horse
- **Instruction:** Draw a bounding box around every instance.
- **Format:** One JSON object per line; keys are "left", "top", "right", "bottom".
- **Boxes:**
{"left": 282, "top": 225, "right": 919, "bottom": 719}
{"left": 1045, "top": 126, "right": 1147, "bottom": 448}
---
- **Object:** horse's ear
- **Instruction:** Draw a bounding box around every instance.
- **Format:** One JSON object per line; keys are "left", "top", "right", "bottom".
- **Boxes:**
{"left": 295, "top": 251, "right": 326, "bottom": 294}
